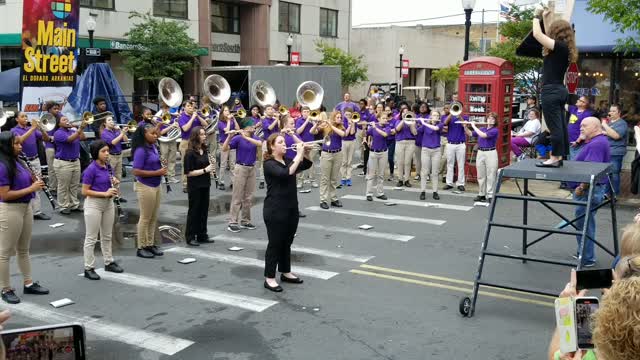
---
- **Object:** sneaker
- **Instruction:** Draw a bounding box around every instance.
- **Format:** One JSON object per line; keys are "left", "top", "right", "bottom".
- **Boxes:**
{"left": 1, "top": 289, "right": 20, "bottom": 304}
{"left": 320, "top": 202, "right": 329, "bottom": 210}
{"left": 330, "top": 200, "right": 343, "bottom": 207}
{"left": 443, "top": 185, "right": 454, "bottom": 190}
{"left": 148, "top": 246, "right": 164, "bottom": 256}
{"left": 240, "top": 222, "right": 256, "bottom": 230}
{"left": 60, "top": 208, "right": 71, "bottom": 215}
{"left": 396, "top": 181, "right": 404, "bottom": 187}
{"left": 583, "top": 261, "right": 597, "bottom": 268}
{"left": 404, "top": 181, "right": 411, "bottom": 187}
{"left": 23, "top": 281, "right": 49, "bottom": 295}
{"left": 259, "top": 182, "right": 265, "bottom": 189}
{"left": 366, "top": 195, "right": 373, "bottom": 201}
{"left": 218, "top": 184, "right": 226, "bottom": 191}
{"left": 433, "top": 192, "right": 440, "bottom": 200}
{"left": 420, "top": 192, "right": 426, "bottom": 200}
{"left": 33, "top": 213, "right": 51, "bottom": 220}
{"left": 311, "top": 182, "right": 319, "bottom": 188}
{"left": 474, "top": 195, "right": 487, "bottom": 202}
{"left": 105, "top": 262, "right": 124, "bottom": 273}
{"left": 376, "top": 195, "right": 388, "bottom": 200}
{"left": 346, "top": 179, "right": 352, "bottom": 186}
{"left": 84, "top": 269, "right": 101, "bottom": 280}
{"left": 227, "top": 224, "right": 241, "bottom": 233}
{"left": 136, "top": 248, "right": 155, "bottom": 258}
{"left": 340, "top": 179, "right": 347, "bottom": 187}
{"left": 457, "top": 185, "right": 466, "bottom": 192}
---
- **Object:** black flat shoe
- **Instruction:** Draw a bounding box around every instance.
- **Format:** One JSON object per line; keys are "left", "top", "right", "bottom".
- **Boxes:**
{"left": 1, "top": 289, "right": 20, "bottom": 304}
{"left": 535, "top": 160, "right": 563, "bottom": 168}
{"left": 298, "top": 212, "right": 307, "bottom": 218}
{"left": 330, "top": 200, "right": 343, "bottom": 207}
{"left": 119, "top": 198, "right": 128, "bottom": 203}
{"left": 376, "top": 195, "right": 388, "bottom": 200}
{"left": 280, "top": 274, "right": 304, "bottom": 284}
{"left": 148, "top": 246, "right": 164, "bottom": 256}
{"left": 366, "top": 195, "right": 373, "bottom": 201}
{"left": 137, "top": 248, "right": 155, "bottom": 259}
{"left": 105, "top": 262, "right": 124, "bottom": 273}
{"left": 186, "top": 239, "right": 200, "bottom": 247}
{"left": 433, "top": 192, "right": 440, "bottom": 200}
{"left": 419, "top": 192, "right": 426, "bottom": 200}
{"left": 197, "top": 236, "right": 215, "bottom": 244}
{"left": 264, "top": 281, "right": 283, "bottom": 292}
{"left": 23, "top": 281, "right": 49, "bottom": 295}
{"left": 320, "top": 202, "right": 329, "bottom": 210}
{"left": 443, "top": 185, "right": 454, "bottom": 190}
{"left": 84, "top": 269, "right": 101, "bottom": 280}
{"left": 33, "top": 213, "right": 51, "bottom": 220}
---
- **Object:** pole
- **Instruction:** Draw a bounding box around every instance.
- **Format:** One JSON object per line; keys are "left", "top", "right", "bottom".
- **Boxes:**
{"left": 399, "top": 53, "right": 403, "bottom": 96}
{"left": 463, "top": 8, "right": 473, "bottom": 61}
{"left": 287, "top": 45, "right": 292, "bottom": 65}
{"left": 481, "top": 9, "right": 485, "bottom": 55}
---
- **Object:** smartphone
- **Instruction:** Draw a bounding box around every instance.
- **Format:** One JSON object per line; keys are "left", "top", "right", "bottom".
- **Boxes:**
{"left": 576, "top": 268, "right": 613, "bottom": 290}
{"left": 575, "top": 297, "right": 599, "bottom": 350}
{"left": 1, "top": 323, "right": 85, "bottom": 360}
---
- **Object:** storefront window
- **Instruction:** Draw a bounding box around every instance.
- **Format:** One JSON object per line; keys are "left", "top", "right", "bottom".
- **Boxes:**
{"left": 577, "top": 58, "right": 611, "bottom": 116}
{"left": 618, "top": 59, "right": 640, "bottom": 126}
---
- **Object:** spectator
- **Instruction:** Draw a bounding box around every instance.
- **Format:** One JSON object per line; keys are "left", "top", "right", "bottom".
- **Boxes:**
{"left": 568, "top": 96, "right": 594, "bottom": 160}
{"left": 511, "top": 108, "right": 542, "bottom": 160}
{"left": 601, "top": 104, "right": 628, "bottom": 195}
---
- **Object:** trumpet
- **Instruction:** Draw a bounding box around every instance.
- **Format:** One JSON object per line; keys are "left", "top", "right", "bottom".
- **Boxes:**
{"left": 285, "top": 139, "right": 326, "bottom": 150}
{"left": 123, "top": 120, "right": 138, "bottom": 132}
{"left": 233, "top": 109, "right": 246, "bottom": 119}
{"left": 278, "top": 105, "right": 289, "bottom": 116}
{"left": 151, "top": 113, "right": 173, "bottom": 125}
{"left": 350, "top": 113, "right": 361, "bottom": 123}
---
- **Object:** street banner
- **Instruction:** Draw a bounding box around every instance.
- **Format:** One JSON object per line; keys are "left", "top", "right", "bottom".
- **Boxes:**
{"left": 401, "top": 59, "right": 409, "bottom": 78}
{"left": 291, "top": 52, "right": 300, "bottom": 66}
{"left": 20, "top": 0, "right": 79, "bottom": 117}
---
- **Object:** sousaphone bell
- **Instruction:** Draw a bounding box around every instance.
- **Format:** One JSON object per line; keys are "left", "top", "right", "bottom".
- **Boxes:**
{"left": 158, "top": 77, "right": 183, "bottom": 143}
{"left": 203, "top": 74, "right": 231, "bottom": 134}
{"left": 296, "top": 81, "right": 324, "bottom": 111}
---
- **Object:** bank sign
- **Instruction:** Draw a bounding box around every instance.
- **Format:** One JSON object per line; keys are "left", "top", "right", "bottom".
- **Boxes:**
{"left": 20, "top": 0, "right": 79, "bottom": 115}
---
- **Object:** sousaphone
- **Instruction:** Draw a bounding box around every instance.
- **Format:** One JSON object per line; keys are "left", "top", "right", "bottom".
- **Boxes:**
{"left": 296, "top": 81, "right": 324, "bottom": 111}
{"left": 202, "top": 74, "right": 231, "bottom": 135}
{"left": 157, "top": 77, "right": 183, "bottom": 143}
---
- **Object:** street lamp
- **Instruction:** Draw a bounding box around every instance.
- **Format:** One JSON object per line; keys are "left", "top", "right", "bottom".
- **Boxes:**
{"left": 398, "top": 45, "right": 405, "bottom": 95}
{"left": 86, "top": 15, "right": 97, "bottom": 48}
{"left": 286, "top": 34, "right": 294, "bottom": 65}
{"left": 462, "top": 0, "right": 476, "bottom": 61}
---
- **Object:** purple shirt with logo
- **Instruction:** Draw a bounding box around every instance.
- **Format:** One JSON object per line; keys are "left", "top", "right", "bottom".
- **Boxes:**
{"left": 295, "top": 117, "right": 315, "bottom": 142}
{"left": 473, "top": 127, "right": 499, "bottom": 149}
{"left": 367, "top": 124, "right": 390, "bottom": 151}
{"left": 82, "top": 161, "right": 111, "bottom": 192}
{"left": 322, "top": 131, "right": 343, "bottom": 152}
{"left": 443, "top": 115, "right": 467, "bottom": 143}
{"left": 218, "top": 120, "right": 237, "bottom": 144}
{"left": 53, "top": 127, "right": 81, "bottom": 160}
{"left": 101, "top": 128, "right": 123, "bottom": 154}
{"left": 417, "top": 122, "right": 442, "bottom": 148}
{"left": 133, "top": 144, "right": 162, "bottom": 188}
{"left": 11, "top": 125, "right": 42, "bottom": 158}
{"left": 415, "top": 113, "right": 431, "bottom": 146}
{"left": 568, "top": 106, "right": 594, "bottom": 142}
{"left": 392, "top": 118, "right": 415, "bottom": 142}
{"left": 229, "top": 135, "right": 258, "bottom": 166}
{"left": 0, "top": 161, "right": 34, "bottom": 203}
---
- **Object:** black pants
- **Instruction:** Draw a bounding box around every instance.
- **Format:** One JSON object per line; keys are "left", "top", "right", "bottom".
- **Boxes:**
{"left": 541, "top": 84, "right": 569, "bottom": 157}
{"left": 362, "top": 142, "right": 370, "bottom": 175}
{"left": 387, "top": 139, "right": 396, "bottom": 175}
{"left": 186, "top": 186, "right": 210, "bottom": 240}
{"left": 263, "top": 207, "right": 299, "bottom": 278}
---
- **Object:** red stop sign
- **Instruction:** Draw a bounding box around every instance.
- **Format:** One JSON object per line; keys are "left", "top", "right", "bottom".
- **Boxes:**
{"left": 566, "top": 62, "right": 579, "bottom": 94}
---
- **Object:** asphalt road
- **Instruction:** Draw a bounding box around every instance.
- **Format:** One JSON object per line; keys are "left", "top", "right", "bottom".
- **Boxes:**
{"left": 4, "top": 163, "right": 634, "bottom": 360}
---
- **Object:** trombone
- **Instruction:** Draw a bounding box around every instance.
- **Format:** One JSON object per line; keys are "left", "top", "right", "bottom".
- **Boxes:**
{"left": 402, "top": 111, "right": 417, "bottom": 125}
{"left": 71, "top": 112, "right": 95, "bottom": 127}
{"left": 450, "top": 101, "right": 463, "bottom": 117}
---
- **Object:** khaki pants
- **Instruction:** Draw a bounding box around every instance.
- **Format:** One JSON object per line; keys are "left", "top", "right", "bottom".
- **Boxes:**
{"left": 0, "top": 203, "right": 33, "bottom": 289}
{"left": 340, "top": 140, "right": 356, "bottom": 180}
{"left": 476, "top": 149, "right": 498, "bottom": 198}
{"left": 219, "top": 148, "right": 236, "bottom": 186}
{"left": 366, "top": 150, "right": 387, "bottom": 197}
{"left": 257, "top": 143, "right": 264, "bottom": 183}
{"left": 54, "top": 158, "right": 81, "bottom": 210}
{"left": 230, "top": 165, "right": 256, "bottom": 224}
{"left": 395, "top": 140, "right": 415, "bottom": 182}
{"left": 136, "top": 183, "right": 161, "bottom": 248}
{"left": 108, "top": 153, "right": 123, "bottom": 182}
{"left": 356, "top": 130, "right": 365, "bottom": 165}
{"left": 297, "top": 149, "right": 318, "bottom": 185}
{"left": 45, "top": 148, "right": 57, "bottom": 190}
{"left": 179, "top": 140, "right": 189, "bottom": 189}
{"left": 159, "top": 142, "right": 177, "bottom": 178}
{"left": 320, "top": 151, "right": 342, "bottom": 203}
{"left": 445, "top": 143, "right": 466, "bottom": 186}
{"left": 28, "top": 158, "right": 43, "bottom": 215}
{"left": 439, "top": 137, "right": 448, "bottom": 175}
{"left": 83, "top": 197, "right": 115, "bottom": 269}
{"left": 421, "top": 147, "right": 441, "bottom": 193}
{"left": 413, "top": 144, "right": 422, "bottom": 176}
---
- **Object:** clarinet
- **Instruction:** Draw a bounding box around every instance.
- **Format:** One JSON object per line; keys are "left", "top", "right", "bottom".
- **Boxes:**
{"left": 160, "top": 155, "right": 172, "bottom": 193}
{"left": 19, "top": 153, "right": 57, "bottom": 210}
{"left": 207, "top": 151, "right": 219, "bottom": 188}
{"left": 106, "top": 165, "right": 124, "bottom": 218}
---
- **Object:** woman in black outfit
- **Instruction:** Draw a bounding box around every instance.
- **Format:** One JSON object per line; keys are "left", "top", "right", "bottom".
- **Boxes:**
{"left": 533, "top": 8, "right": 578, "bottom": 168}
{"left": 262, "top": 133, "right": 312, "bottom": 292}
{"left": 183, "top": 126, "right": 216, "bottom": 246}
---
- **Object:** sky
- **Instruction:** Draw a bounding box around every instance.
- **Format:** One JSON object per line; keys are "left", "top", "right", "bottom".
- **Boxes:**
{"left": 351, "top": 0, "right": 541, "bottom": 27}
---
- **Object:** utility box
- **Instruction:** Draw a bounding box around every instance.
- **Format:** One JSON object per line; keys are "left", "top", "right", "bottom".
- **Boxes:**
{"left": 202, "top": 65, "right": 342, "bottom": 109}
{"left": 458, "top": 57, "right": 515, "bottom": 182}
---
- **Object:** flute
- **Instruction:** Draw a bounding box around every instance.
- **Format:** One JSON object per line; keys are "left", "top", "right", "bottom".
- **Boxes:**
{"left": 160, "top": 155, "right": 172, "bottom": 193}
{"left": 285, "top": 139, "right": 325, "bottom": 150}
{"left": 107, "top": 164, "right": 124, "bottom": 219}
{"left": 19, "top": 153, "right": 57, "bottom": 210}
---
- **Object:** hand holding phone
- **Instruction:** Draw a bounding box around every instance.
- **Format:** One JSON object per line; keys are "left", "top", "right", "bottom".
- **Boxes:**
{"left": 1, "top": 323, "right": 85, "bottom": 359}
{"left": 576, "top": 268, "right": 613, "bottom": 290}
{"left": 575, "top": 297, "right": 599, "bottom": 350}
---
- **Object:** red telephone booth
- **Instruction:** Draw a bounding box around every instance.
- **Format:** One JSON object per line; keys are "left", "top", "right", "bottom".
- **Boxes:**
{"left": 458, "top": 57, "right": 514, "bottom": 182}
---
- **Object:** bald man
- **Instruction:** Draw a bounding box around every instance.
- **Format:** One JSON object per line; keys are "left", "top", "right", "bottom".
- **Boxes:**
{"left": 571, "top": 116, "right": 611, "bottom": 267}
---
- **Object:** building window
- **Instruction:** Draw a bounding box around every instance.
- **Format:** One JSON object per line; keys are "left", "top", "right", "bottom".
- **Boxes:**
{"left": 153, "top": 0, "right": 188, "bottom": 19}
{"left": 319, "top": 8, "right": 338, "bottom": 37}
{"left": 211, "top": 2, "right": 240, "bottom": 34}
{"left": 279, "top": 1, "right": 300, "bottom": 33}
{"left": 79, "top": 0, "right": 114, "bottom": 10}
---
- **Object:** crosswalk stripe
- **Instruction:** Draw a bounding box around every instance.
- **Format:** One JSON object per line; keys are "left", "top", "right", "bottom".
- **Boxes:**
{"left": 341, "top": 194, "right": 473, "bottom": 211}
{"left": 383, "top": 186, "right": 478, "bottom": 198}
{"left": 164, "top": 247, "right": 339, "bottom": 280}
{"left": 6, "top": 302, "right": 194, "bottom": 356}
{"left": 298, "top": 223, "right": 414, "bottom": 242}
{"left": 212, "top": 234, "right": 374, "bottom": 263}
{"left": 93, "top": 269, "right": 278, "bottom": 312}
{"left": 305, "top": 206, "right": 446, "bottom": 225}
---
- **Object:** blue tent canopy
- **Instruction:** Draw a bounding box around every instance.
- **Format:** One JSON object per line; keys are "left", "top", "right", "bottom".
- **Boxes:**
{"left": 0, "top": 67, "right": 20, "bottom": 102}
{"left": 573, "top": 0, "right": 640, "bottom": 53}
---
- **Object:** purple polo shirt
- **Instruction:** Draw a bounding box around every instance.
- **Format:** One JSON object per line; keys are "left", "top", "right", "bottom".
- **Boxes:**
{"left": 101, "top": 128, "right": 123, "bottom": 154}
{"left": 473, "top": 127, "right": 499, "bottom": 149}
{"left": 295, "top": 117, "right": 315, "bottom": 142}
{"left": 284, "top": 133, "right": 298, "bottom": 160}
{"left": 159, "top": 116, "right": 176, "bottom": 132}
{"left": 53, "top": 127, "right": 81, "bottom": 160}
{"left": 567, "top": 106, "right": 594, "bottom": 142}
{"left": 178, "top": 112, "right": 196, "bottom": 140}
{"left": 0, "top": 161, "right": 34, "bottom": 203}
{"left": 322, "top": 131, "right": 343, "bottom": 152}
{"left": 133, "top": 144, "right": 162, "bottom": 187}
{"left": 392, "top": 118, "right": 415, "bottom": 142}
{"left": 334, "top": 101, "right": 359, "bottom": 113}
{"left": 443, "top": 115, "right": 467, "bottom": 143}
{"left": 417, "top": 122, "right": 442, "bottom": 148}
{"left": 229, "top": 135, "right": 258, "bottom": 166}
{"left": 574, "top": 134, "right": 611, "bottom": 186}
{"left": 342, "top": 117, "right": 356, "bottom": 141}
{"left": 367, "top": 125, "right": 390, "bottom": 151}
{"left": 82, "top": 161, "right": 111, "bottom": 192}
{"left": 11, "top": 125, "right": 42, "bottom": 158}
{"left": 261, "top": 117, "right": 276, "bottom": 140}
{"left": 218, "top": 120, "right": 237, "bottom": 144}
{"left": 45, "top": 113, "right": 61, "bottom": 150}
{"left": 415, "top": 113, "right": 431, "bottom": 146}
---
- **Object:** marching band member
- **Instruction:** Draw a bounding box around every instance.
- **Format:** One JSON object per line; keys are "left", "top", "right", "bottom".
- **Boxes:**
{"left": 334, "top": 93, "right": 359, "bottom": 113}
{"left": 81, "top": 140, "right": 124, "bottom": 280}
{"left": 295, "top": 107, "right": 318, "bottom": 188}
{"left": 53, "top": 116, "right": 86, "bottom": 215}
{"left": 359, "top": 104, "right": 376, "bottom": 176}
{"left": 312, "top": 111, "right": 346, "bottom": 209}
{"left": 339, "top": 110, "right": 357, "bottom": 187}
{"left": 43, "top": 101, "right": 61, "bottom": 195}
{"left": 262, "top": 134, "right": 312, "bottom": 292}
{"left": 365, "top": 114, "right": 390, "bottom": 202}
{"left": 155, "top": 103, "right": 180, "bottom": 184}
{"left": 247, "top": 105, "right": 265, "bottom": 189}
{"left": 183, "top": 126, "right": 215, "bottom": 246}
{"left": 100, "top": 115, "right": 129, "bottom": 202}
{"left": 11, "top": 112, "right": 51, "bottom": 220}
{"left": 464, "top": 112, "right": 499, "bottom": 202}
{"left": 92, "top": 96, "right": 112, "bottom": 132}
{"left": 414, "top": 102, "right": 431, "bottom": 181}
{"left": 223, "top": 125, "right": 262, "bottom": 233}
{"left": 198, "top": 97, "right": 218, "bottom": 157}
{"left": 442, "top": 104, "right": 467, "bottom": 192}
{"left": 232, "top": 97, "right": 245, "bottom": 113}
{"left": 385, "top": 105, "right": 397, "bottom": 181}
{"left": 0, "top": 132, "right": 50, "bottom": 304}
{"left": 178, "top": 101, "right": 208, "bottom": 192}
{"left": 282, "top": 115, "right": 303, "bottom": 161}
{"left": 393, "top": 103, "right": 416, "bottom": 187}
{"left": 260, "top": 105, "right": 280, "bottom": 189}
{"left": 131, "top": 124, "right": 166, "bottom": 259}
{"left": 355, "top": 99, "right": 369, "bottom": 171}
{"left": 417, "top": 111, "right": 443, "bottom": 201}
{"left": 217, "top": 107, "right": 240, "bottom": 191}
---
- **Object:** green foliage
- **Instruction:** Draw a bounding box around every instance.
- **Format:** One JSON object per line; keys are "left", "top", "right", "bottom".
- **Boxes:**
{"left": 487, "top": 5, "right": 543, "bottom": 96}
{"left": 588, "top": 0, "right": 640, "bottom": 54}
{"left": 122, "top": 12, "right": 200, "bottom": 81}
{"left": 431, "top": 63, "right": 460, "bottom": 84}
{"left": 315, "top": 41, "right": 368, "bottom": 88}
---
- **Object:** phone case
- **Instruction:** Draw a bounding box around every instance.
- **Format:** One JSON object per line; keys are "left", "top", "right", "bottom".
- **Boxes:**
{"left": 554, "top": 297, "right": 577, "bottom": 353}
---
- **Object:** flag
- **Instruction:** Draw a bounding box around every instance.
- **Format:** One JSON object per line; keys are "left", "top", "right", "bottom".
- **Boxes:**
{"left": 499, "top": 0, "right": 512, "bottom": 19}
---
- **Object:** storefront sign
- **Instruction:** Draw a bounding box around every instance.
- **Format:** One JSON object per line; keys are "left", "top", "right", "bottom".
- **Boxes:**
{"left": 402, "top": 59, "right": 409, "bottom": 78}
{"left": 110, "top": 40, "right": 145, "bottom": 51}
{"left": 212, "top": 42, "right": 241, "bottom": 54}
{"left": 20, "top": 0, "right": 79, "bottom": 115}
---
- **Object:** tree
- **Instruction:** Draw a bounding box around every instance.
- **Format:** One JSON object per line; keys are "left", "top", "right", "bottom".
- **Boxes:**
{"left": 122, "top": 12, "right": 201, "bottom": 81}
{"left": 487, "top": 5, "right": 543, "bottom": 97}
{"left": 432, "top": 63, "right": 460, "bottom": 98}
{"left": 315, "top": 41, "right": 368, "bottom": 89}
{"left": 588, "top": 0, "right": 640, "bottom": 54}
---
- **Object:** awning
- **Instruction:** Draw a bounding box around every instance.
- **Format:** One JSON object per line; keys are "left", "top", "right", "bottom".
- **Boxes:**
{"left": 573, "top": 0, "right": 639, "bottom": 53}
